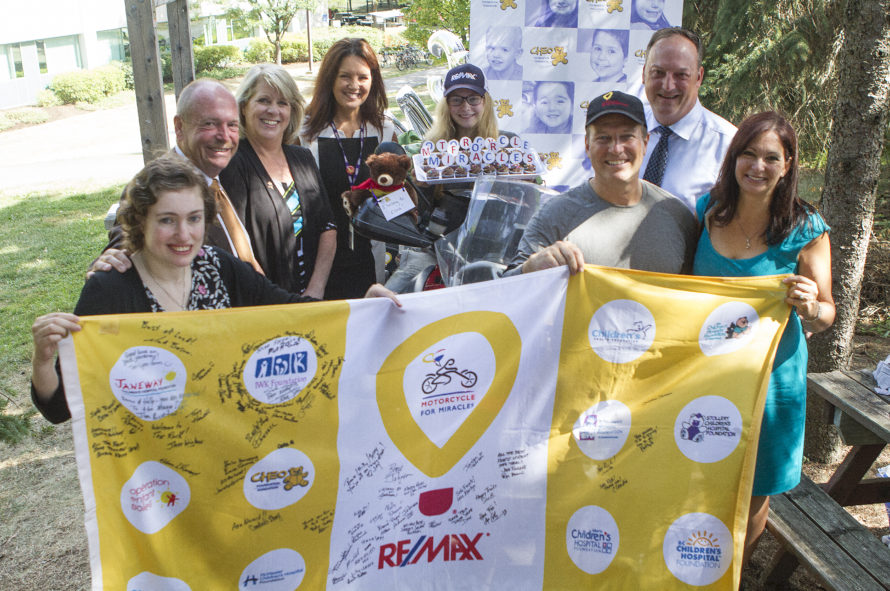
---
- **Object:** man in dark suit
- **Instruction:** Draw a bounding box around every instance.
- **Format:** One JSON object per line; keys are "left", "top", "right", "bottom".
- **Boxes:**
{"left": 90, "top": 80, "right": 261, "bottom": 275}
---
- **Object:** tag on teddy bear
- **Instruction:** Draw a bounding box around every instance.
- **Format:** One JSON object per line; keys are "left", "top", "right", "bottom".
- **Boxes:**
{"left": 376, "top": 187, "right": 415, "bottom": 221}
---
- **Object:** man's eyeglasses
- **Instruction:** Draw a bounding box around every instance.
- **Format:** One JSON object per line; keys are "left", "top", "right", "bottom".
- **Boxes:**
{"left": 446, "top": 94, "right": 483, "bottom": 107}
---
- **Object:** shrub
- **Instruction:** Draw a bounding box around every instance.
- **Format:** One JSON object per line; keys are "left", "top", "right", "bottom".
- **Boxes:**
{"left": 48, "top": 64, "right": 127, "bottom": 104}
{"left": 194, "top": 45, "right": 241, "bottom": 74}
{"left": 244, "top": 39, "right": 274, "bottom": 63}
{"left": 35, "top": 89, "right": 61, "bottom": 107}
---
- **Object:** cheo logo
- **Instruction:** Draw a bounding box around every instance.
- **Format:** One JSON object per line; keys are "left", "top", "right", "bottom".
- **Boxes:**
{"left": 662, "top": 513, "right": 732, "bottom": 585}
{"left": 244, "top": 447, "right": 314, "bottom": 510}
{"left": 674, "top": 396, "right": 742, "bottom": 463}
{"left": 377, "top": 532, "right": 486, "bottom": 569}
{"left": 109, "top": 346, "right": 187, "bottom": 421}
{"left": 566, "top": 506, "right": 619, "bottom": 574}
{"left": 243, "top": 336, "right": 318, "bottom": 404}
{"left": 588, "top": 299, "right": 656, "bottom": 363}
{"left": 699, "top": 302, "right": 759, "bottom": 356}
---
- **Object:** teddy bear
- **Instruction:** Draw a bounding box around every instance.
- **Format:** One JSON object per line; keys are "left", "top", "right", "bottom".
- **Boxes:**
{"left": 341, "top": 152, "right": 418, "bottom": 219}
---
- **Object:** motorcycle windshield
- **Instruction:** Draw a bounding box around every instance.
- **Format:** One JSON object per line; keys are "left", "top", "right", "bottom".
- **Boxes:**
{"left": 435, "top": 177, "right": 557, "bottom": 287}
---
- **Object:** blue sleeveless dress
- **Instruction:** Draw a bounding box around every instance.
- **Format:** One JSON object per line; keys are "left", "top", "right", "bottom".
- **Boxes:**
{"left": 694, "top": 194, "right": 830, "bottom": 496}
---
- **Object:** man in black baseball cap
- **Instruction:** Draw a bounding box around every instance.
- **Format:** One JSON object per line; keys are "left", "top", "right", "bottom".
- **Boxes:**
{"left": 505, "top": 89, "right": 697, "bottom": 277}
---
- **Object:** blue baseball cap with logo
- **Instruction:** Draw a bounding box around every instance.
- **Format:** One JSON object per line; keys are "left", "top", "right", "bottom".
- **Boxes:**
{"left": 443, "top": 63, "right": 487, "bottom": 96}
{"left": 585, "top": 90, "right": 647, "bottom": 130}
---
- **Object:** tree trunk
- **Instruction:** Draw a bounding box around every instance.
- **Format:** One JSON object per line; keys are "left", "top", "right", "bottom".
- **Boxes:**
{"left": 804, "top": 0, "right": 890, "bottom": 462}
{"left": 275, "top": 40, "right": 283, "bottom": 65}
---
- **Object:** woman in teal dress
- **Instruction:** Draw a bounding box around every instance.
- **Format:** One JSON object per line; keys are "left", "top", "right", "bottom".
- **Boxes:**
{"left": 692, "top": 111, "right": 835, "bottom": 563}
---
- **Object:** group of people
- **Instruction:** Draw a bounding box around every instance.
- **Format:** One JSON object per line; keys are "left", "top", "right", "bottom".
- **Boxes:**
{"left": 32, "top": 27, "right": 834, "bottom": 569}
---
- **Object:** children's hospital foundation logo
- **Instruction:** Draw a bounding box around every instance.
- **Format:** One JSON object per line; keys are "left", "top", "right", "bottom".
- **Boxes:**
{"left": 699, "top": 302, "right": 759, "bottom": 357}
{"left": 588, "top": 299, "right": 656, "bottom": 363}
{"left": 566, "top": 505, "right": 620, "bottom": 574}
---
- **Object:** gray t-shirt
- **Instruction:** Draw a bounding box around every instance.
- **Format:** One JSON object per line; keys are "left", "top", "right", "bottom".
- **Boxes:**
{"left": 507, "top": 180, "right": 697, "bottom": 274}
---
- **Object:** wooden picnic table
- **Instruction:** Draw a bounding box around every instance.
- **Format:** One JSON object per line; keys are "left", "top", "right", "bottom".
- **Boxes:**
{"left": 762, "top": 369, "right": 890, "bottom": 590}
{"left": 807, "top": 369, "right": 890, "bottom": 506}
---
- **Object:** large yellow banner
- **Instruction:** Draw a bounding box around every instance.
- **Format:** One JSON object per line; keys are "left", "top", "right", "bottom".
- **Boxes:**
{"left": 59, "top": 266, "right": 789, "bottom": 590}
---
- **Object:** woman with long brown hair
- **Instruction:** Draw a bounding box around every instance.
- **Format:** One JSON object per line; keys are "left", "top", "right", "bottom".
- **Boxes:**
{"left": 301, "top": 38, "right": 397, "bottom": 299}
{"left": 693, "top": 111, "right": 835, "bottom": 563}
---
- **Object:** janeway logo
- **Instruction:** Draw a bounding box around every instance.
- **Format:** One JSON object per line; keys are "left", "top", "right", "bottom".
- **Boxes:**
{"left": 378, "top": 533, "right": 486, "bottom": 569}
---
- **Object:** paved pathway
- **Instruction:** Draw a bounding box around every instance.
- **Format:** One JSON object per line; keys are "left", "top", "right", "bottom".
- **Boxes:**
{"left": 0, "top": 64, "right": 447, "bottom": 198}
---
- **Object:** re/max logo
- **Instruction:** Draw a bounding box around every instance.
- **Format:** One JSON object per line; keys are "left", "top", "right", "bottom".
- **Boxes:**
{"left": 254, "top": 352, "right": 308, "bottom": 378}
{"left": 378, "top": 533, "right": 484, "bottom": 568}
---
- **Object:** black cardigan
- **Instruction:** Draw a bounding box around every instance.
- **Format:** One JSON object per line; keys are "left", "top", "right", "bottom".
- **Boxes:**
{"left": 219, "top": 140, "right": 335, "bottom": 293}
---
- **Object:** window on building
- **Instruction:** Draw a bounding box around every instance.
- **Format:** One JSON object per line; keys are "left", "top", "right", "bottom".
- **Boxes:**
{"left": 36, "top": 41, "right": 48, "bottom": 74}
{"left": 12, "top": 43, "right": 24, "bottom": 78}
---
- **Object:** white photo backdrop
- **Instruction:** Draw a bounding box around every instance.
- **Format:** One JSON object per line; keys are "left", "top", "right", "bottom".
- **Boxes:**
{"left": 470, "top": 0, "right": 684, "bottom": 190}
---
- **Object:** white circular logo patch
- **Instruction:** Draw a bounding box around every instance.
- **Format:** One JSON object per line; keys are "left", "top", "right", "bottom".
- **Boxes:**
{"left": 588, "top": 300, "right": 656, "bottom": 364}
{"left": 109, "top": 347, "right": 187, "bottom": 421}
{"left": 572, "top": 400, "right": 632, "bottom": 461}
{"left": 699, "top": 302, "right": 759, "bottom": 357}
{"left": 566, "top": 505, "right": 619, "bottom": 574}
{"left": 674, "top": 396, "right": 743, "bottom": 463}
{"left": 244, "top": 448, "right": 314, "bottom": 510}
{"left": 239, "top": 548, "right": 306, "bottom": 590}
{"left": 243, "top": 336, "right": 318, "bottom": 404}
{"left": 120, "top": 461, "right": 190, "bottom": 534}
{"left": 127, "top": 571, "right": 191, "bottom": 591}
{"left": 402, "top": 333, "right": 495, "bottom": 448}
{"left": 663, "top": 513, "right": 732, "bottom": 586}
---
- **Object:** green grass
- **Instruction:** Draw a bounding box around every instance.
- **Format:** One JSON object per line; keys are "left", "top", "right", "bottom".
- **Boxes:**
{"left": 0, "top": 186, "right": 122, "bottom": 404}
{"left": 0, "top": 108, "right": 50, "bottom": 131}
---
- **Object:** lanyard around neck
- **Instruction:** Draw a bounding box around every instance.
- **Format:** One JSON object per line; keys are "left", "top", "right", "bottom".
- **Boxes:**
{"left": 329, "top": 122, "right": 366, "bottom": 187}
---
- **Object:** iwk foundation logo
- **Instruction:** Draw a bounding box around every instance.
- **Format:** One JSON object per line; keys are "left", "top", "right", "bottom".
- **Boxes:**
{"left": 243, "top": 336, "right": 318, "bottom": 404}
{"left": 699, "top": 302, "right": 759, "bottom": 357}
{"left": 674, "top": 396, "right": 742, "bottom": 463}
{"left": 588, "top": 299, "right": 656, "bottom": 363}
{"left": 662, "top": 513, "right": 732, "bottom": 586}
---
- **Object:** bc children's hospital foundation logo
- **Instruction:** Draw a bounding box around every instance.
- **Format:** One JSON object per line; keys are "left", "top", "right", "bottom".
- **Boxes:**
{"left": 662, "top": 513, "right": 732, "bottom": 585}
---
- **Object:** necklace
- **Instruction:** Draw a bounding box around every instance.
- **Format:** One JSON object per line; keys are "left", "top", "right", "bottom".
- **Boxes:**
{"left": 135, "top": 253, "right": 192, "bottom": 311}
{"left": 736, "top": 217, "right": 759, "bottom": 249}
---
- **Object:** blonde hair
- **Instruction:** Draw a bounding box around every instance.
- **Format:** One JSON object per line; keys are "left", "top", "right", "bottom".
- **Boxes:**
{"left": 424, "top": 93, "right": 499, "bottom": 142}
{"left": 236, "top": 63, "right": 306, "bottom": 145}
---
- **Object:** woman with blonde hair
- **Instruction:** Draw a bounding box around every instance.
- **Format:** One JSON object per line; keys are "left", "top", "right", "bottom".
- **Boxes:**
{"left": 220, "top": 63, "right": 337, "bottom": 298}
{"left": 301, "top": 38, "right": 397, "bottom": 299}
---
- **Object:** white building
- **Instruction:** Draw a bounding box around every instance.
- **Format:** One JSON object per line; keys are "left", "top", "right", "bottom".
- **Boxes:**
{"left": 0, "top": 1, "right": 329, "bottom": 109}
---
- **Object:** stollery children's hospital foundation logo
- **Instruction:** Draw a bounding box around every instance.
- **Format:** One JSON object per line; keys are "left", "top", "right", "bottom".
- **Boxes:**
{"left": 588, "top": 299, "right": 656, "bottom": 363}
{"left": 674, "top": 396, "right": 742, "bottom": 464}
{"left": 243, "top": 336, "right": 318, "bottom": 404}
{"left": 662, "top": 513, "right": 732, "bottom": 586}
{"left": 109, "top": 346, "right": 188, "bottom": 421}
{"left": 699, "top": 302, "right": 759, "bottom": 357}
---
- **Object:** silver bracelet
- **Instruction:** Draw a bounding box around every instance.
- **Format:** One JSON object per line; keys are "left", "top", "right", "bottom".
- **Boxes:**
{"left": 804, "top": 302, "right": 822, "bottom": 324}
